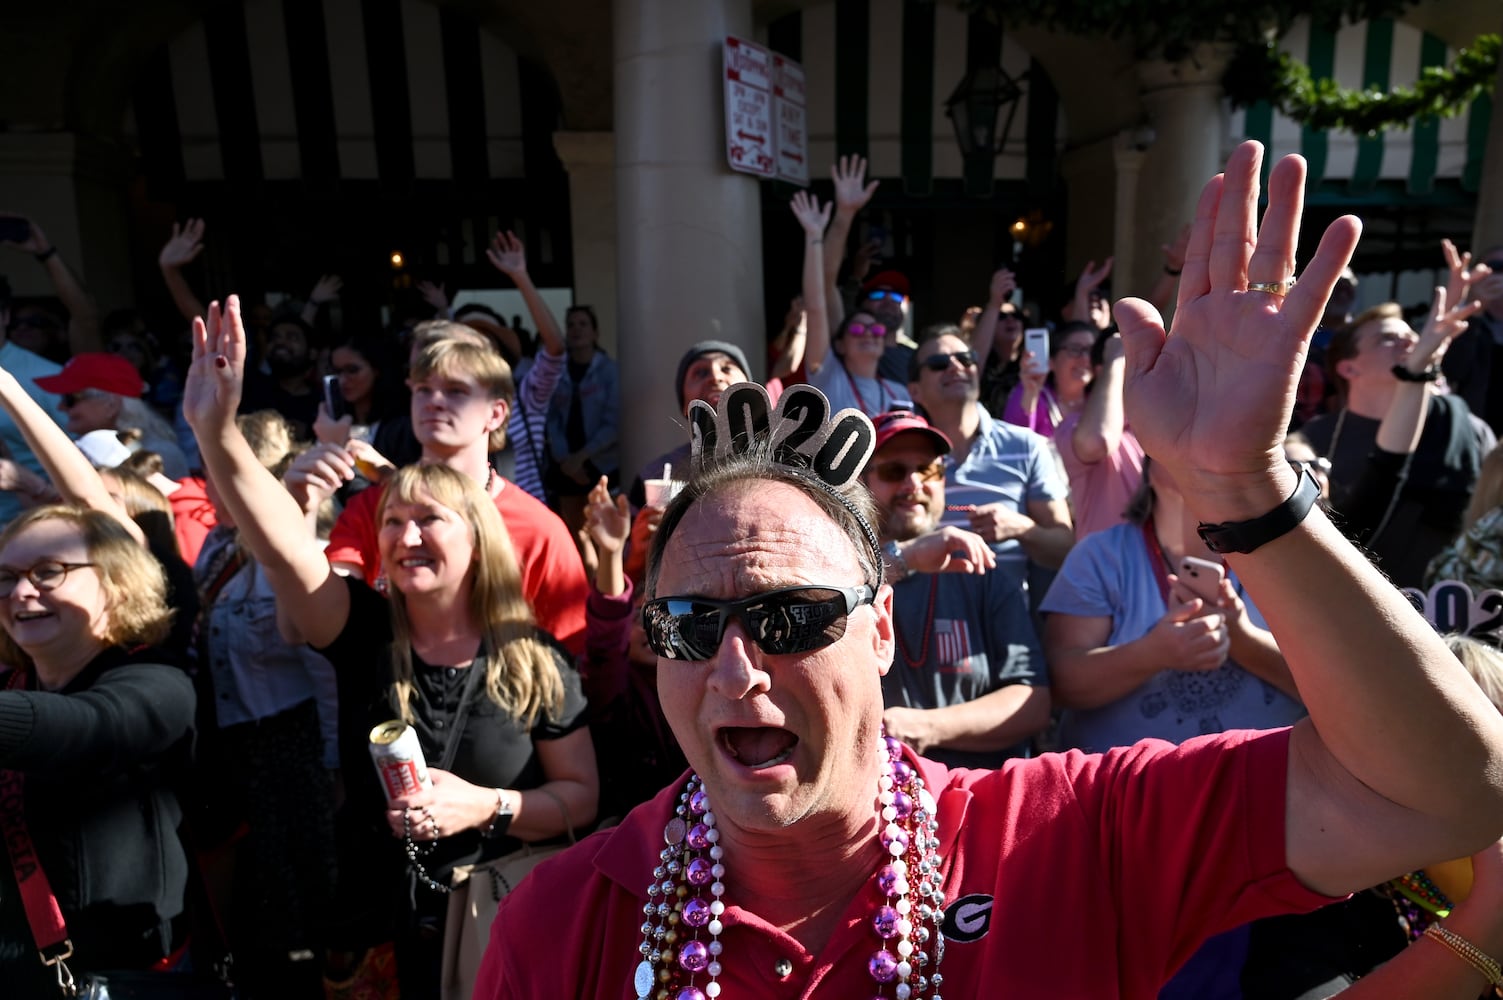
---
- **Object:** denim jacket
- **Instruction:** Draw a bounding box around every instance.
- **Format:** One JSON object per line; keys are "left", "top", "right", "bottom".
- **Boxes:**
{"left": 546, "top": 350, "right": 621, "bottom": 474}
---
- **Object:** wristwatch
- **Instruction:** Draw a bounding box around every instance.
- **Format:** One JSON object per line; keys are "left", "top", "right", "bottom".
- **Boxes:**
{"left": 883, "top": 540, "right": 911, "bottom": 583}
{"left": 483, "top": 788, "right": 514, "bottom": 838}
{"left": 1196, "top": 464, "right": 1320, "bottom": 555}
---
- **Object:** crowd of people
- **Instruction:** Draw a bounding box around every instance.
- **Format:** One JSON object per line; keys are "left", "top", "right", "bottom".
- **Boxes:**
{"left": 1, "top": 140, "right": 1503, "bottom": 1000}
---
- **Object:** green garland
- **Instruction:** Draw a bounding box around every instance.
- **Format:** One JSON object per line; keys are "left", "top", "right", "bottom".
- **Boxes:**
{"left": 1225, "top": 33, "right": 1499, "bottom": 135}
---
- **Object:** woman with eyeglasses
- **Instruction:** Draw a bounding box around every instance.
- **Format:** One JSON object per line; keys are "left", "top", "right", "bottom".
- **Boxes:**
{"left": 1002, "top": 320, "right": 1097, "bottom": 439}
{"left": 792, "top": 192, "right": 911, "bottom": 417}
{"left": 183, "top": 296, "right": 597, "bottom": 998}
{"left": 0, "top": 509, "right": 195, "bottom": 990}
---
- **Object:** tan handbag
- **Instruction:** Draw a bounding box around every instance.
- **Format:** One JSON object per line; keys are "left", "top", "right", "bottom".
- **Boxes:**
{"left": 440, "top": 789, "right": 576, "bottom": 1000}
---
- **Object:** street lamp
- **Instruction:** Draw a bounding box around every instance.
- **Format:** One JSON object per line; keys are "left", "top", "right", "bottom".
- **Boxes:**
{"left": 944, "top": 65, "right": 1027, "bottom": 160}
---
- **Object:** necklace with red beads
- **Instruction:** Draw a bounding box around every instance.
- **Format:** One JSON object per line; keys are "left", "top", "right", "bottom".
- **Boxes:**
{"left": 631, "top": 734, "right": 947, "bottom": 1000}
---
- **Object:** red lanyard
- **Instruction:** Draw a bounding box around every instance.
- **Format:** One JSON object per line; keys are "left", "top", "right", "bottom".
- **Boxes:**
{"left": 844, "top": 366, "right": 889, "bottom": 416}
{"left": 0, "top": 668, "right": 76, "bottom": 978}
{"left": 1140, "top": 517, "right": 1174, "bottom": 606}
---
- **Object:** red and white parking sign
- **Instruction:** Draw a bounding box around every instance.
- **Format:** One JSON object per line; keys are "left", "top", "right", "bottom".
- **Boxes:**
{"left": 724, "top": 37, "right": 775, "bottom": 177}
{"left": 772, "top": 54, "right": 808, "bottom": 185}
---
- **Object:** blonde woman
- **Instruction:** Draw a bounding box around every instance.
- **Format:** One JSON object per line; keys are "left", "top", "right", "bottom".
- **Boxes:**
{"left": 1427, "top": 444, "right": 1503, "bottom": 593}
{"left": 183, "top": 296, "right": 597, "bottom": 997}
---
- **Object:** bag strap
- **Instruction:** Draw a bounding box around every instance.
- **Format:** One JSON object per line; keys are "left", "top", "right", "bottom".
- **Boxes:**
{"left": 0, "top": 670, "right": 80, "bottom": 995}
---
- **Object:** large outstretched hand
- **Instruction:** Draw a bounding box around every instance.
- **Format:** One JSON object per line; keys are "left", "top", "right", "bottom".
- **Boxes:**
{"left": 1116, "top": 142, "right": 1361, "bottom": 520}
{"left": 183, "top": 295, "right": 248, "bottom": 438}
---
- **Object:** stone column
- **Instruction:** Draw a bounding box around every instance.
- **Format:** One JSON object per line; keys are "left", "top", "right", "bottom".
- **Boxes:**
{"left": 1132, "top": 47, "right": 1230, "bottom": 295}
{"left": 1112, "top": 132, "right": 1148, "bottom": 306}
{"left": 554, "top": 131, "right": 620, "bottom": 355}
{"left": 613, "top": 0, "right": 765, "bottom": 482}
{"left": 0, "top": 132, "right": 134, "bottom": 309}
{"left": 1472, "top": 54, "right": 1503, "bottom": 252}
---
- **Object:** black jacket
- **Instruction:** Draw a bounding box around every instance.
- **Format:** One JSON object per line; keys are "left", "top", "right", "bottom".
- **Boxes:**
{"left": 0, "top": 647, "right": 196, "bottom": 983}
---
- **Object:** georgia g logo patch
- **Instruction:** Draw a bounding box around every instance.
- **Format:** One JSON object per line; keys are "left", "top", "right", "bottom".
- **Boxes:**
{"left": 942, "top": 893, "right": 994, "bottom": 943}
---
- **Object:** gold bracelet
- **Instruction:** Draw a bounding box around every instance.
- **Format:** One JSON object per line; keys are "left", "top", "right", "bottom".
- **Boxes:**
{"left": 1425, "top": 924, "right": 1503, "bottom": 986}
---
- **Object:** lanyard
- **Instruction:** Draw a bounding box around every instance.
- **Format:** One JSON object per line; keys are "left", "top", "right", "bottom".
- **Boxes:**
{"left": 0, "top": 668, "right": 77, "bottom": 985}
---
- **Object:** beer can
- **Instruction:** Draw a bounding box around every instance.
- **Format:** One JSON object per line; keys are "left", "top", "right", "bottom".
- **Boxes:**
{"left": 369, "top": 720, "right": 431, "bottom": 802}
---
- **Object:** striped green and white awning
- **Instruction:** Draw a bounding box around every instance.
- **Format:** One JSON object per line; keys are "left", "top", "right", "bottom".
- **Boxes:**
{"left": 1230, "top": 16, "right": 1492, "bottom": 200}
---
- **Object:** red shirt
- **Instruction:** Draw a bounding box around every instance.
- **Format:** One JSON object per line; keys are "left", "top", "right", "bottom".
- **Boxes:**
{"left": 170, "top": 476, "right": 217, "bottom": 567}
{"left": 324, "top": 479, "right": 588, "bottom": 655}
{"left": 475, "top": 728, "right": 1335, "bottom": 999}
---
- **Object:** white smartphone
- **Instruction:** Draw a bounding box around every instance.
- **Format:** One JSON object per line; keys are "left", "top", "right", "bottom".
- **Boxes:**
{"left": 1023, "top": 328, "right": 1050, "bottom": 375}
{"left": 1178, "top": 556, "right": 1227, "bottom": 604}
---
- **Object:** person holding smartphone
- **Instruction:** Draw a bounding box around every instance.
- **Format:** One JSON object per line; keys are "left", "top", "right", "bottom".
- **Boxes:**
{"left": 1041, "top": 455, "right": 1303, "bottom": 997}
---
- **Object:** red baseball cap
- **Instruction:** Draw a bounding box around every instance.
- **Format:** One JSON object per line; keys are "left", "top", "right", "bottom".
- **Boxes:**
{"left": 35, "top": 353, "right": 145, "bottom": 398}
{"left": 862, "top": 270, "right": 910, "bottom": 298}
{"left": 871, "top": 408, "right": 951, "bottom": 455}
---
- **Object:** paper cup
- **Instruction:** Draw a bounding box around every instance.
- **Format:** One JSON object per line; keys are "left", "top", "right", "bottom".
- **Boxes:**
{"left": 643, "top": 478, "right": 679, "bottom": 508}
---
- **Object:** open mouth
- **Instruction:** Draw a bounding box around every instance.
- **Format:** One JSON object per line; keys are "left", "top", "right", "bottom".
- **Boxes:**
{"left": 718, "top": 726, "right": 798, "bottom": 769}
{"left": 397, "top": 557, "right": 434, "bottom": 569}
{"left": 14, "top": 611, "right": 51, "bottom": 622}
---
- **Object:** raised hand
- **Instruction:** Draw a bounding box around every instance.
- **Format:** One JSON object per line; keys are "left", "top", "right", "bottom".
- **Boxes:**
{"left": 1408, "top": 285, "right": 1483, "bottom": 373}
{"left": 1161, "top": 224, "right": 1192, "bottom": 274}
{"left": 989, "top": 268, "right": 1018, "bottom": 308}
{"left": 583, "top": 476, "right": 631, "bottom": 555}
{"left": 0, "top": 215, "right": 45, "bottom": 255}
{"left": 309, "top": 274, "right": 343, "bottom": 305}
{"left": 183, "top": 296, "right": 248, "bottom": 437}
{"left": 1116, "top": 141, "right": 1362, "bottom": 519}
{"left": 159, "top": 219, "right": 206, "bottom": 269}
{"left": 415, "top": 280, "right": 450, "bottom": 314}
{"left": 486, "top": 231, "right": 528, "bottom": 279}
{"left": 790, "top": 191, "right": 832, "bottom": 239}
{"left": 831, "top": 155, "right": 879, "bottom": 216}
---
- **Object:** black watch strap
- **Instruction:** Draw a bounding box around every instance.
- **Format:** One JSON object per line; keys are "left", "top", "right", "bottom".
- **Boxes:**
{"left": 1391, "top": 364, "right": 1439, "bottom": 383}
{"left": 1196, "top": 465, "right": 1319, "bottom": 555}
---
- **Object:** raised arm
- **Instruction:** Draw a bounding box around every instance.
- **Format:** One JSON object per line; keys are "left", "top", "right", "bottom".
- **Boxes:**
{"left": 1145, "top": 224, "right": 1191, "bottom": 315}
{"left": 1073, "top": 258, "right": 1114, "bottom": 331}
{"left": 183, "top": 296, "right": 349, "bottom": 647}
{"left": 1117, "top": 141, "right": 1503, "bottom": 896}
{"left": 790, "top": 191, "right": 833, "bottom": 375}
{"left": 1072, "top": 334, "right": 1127, "bottom": 465}
{"left": 822, "top": 156, "right": 879, "bottom": 331}
{"left": 158, "top": 219, "right": 208, "bottom": 324}
{"left": 970, "top": 268, "right": 1017, "bottom": 368}
{"left": 2, "top": 216, "right": 103, "bottom": 355}
{"left": 768, "top": 296, "right": 807, "bottom": 382}
{"left": 487, "top": 231, "right": 563, "bottom": 359}
{"left": 0, "top": 366, "right": 142, "bottom": 545}
{"left": 1378, "top": 287, "right": 1481, "bottom": 456}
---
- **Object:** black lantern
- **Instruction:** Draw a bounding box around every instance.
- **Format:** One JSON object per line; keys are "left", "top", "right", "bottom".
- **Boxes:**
{"left": 945, "top": 66, "right": 1027, "bottom": 159}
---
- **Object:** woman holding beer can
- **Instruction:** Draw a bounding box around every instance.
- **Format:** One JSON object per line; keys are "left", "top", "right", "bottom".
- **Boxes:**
{"left": 183, "top": 297, "right": 597, "bottom": 998}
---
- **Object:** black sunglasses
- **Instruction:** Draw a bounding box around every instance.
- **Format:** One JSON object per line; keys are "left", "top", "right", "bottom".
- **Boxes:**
{"left": 643, "top": 584, "right": 876, "bottom": 661}
{"left": 920, "top": 350, "right": 977, "bottom": 372}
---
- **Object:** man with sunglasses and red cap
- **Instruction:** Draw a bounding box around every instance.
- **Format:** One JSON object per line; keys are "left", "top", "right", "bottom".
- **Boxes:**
{"left": 863, "top": 409, "right": 1049, "bottom": 766}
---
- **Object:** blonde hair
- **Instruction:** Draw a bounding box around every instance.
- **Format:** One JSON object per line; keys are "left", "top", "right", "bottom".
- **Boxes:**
{"left": 238, "top": 410, "right": 297, "bottom": 475}
{"left": 408, "top": 339, "right": 515, "bottom": 451}
{"left": 100, "top": 467, "right": 179, "bottom": 560}
{"left": 379, "top": 464, "right": 564, "bottom": 727}
{"left": 0, "top": 505, "right": 172, "bottom": 667}
{"left": 1445, "top": 634, "right": 1503, "bottom": 714}
{"left": 1466, "top": 444, "right": 1503, "bottom": 530}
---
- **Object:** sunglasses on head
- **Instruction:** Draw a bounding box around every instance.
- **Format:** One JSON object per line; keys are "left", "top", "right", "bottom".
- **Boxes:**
{"left": 866, "top": 290, "right": 906, "bottom": 303}
{"left": 871, "top": 458, "right": 945, "bottom": 484}
{"left": 642, "top": 584, "right": 876, "bottom": 661}
{"left": 920, "top": 350, "right": 976, "bottom": 372}
{"left": 845, "top": 322, "right": 887, "bottom": 339}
